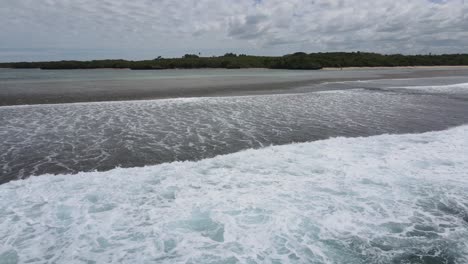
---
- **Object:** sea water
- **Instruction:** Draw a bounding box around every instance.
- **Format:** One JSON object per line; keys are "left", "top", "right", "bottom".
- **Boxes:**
{"left": 0, "top": 125, "right": 467, "bottom": 263}
{"left": 1, "top": 78, "right": 468, "bottom": 183}
{"left": 1, "top": 73, "right": 468, "bottom": 263}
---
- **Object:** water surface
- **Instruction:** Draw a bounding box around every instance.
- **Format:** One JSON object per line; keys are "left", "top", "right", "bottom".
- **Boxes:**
{"left": 1, "top": 72, "right": 468, "bottom": 183}
{"left": 1, "top": 69, "right": 468, "bottom": 263}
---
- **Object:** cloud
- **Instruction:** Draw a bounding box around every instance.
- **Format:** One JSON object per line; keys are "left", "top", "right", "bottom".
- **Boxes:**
{"left": 228, "top": 14, "right": 271, "bottom": 40}
{"left": 0, "top": 0, "right": 466, "bottom": 61}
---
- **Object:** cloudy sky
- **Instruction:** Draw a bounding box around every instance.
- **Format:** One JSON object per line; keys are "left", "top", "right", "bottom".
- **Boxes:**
{"left": 0, "top": 0, "right": 466, "bottom": 61}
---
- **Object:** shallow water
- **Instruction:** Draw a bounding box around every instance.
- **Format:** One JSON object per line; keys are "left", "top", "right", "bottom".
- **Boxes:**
{"left": 0, "top": 68, "right": 421, "bottom": 83}
{"left": 3, "top": 68, "right": 468, "bottom": 106}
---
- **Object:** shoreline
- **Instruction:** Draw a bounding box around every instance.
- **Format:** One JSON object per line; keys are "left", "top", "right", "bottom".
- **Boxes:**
{"left": 2, "top": 65, "right": 468, "bottom": 71}
{"left": 322, "top": 65, "right": 468, "bottom": 71}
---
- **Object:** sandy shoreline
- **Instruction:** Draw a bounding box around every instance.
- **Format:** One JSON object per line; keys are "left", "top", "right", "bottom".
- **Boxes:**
{"left": 322, "top": 65, "right": 468, "bottom": 71}
{"left": 1, "top": 67, "right": 468, "bottom": 106}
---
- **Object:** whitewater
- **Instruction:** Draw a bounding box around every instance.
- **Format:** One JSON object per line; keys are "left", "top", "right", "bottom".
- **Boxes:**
{"left": 1, "top": 125, "right": 467, "bottom": 264}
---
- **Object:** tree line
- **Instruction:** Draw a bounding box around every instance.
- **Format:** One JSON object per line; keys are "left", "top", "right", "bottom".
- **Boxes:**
{"left": 1, "top": 52, "right": 468, "bottom": 70}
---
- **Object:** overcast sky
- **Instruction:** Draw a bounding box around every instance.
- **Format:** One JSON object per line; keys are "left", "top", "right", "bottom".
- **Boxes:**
{"left": 0, "top": 0, "right": 466, "bottom": 61}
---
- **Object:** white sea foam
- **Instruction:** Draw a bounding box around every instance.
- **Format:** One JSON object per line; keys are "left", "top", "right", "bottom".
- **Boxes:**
{"left": 389, "top": 82, "right": 468, "bottom": 94}
{"left": 1, "top": 126, "right": 468, "bottom": 263}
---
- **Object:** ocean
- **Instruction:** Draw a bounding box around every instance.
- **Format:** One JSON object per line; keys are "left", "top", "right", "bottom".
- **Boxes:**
{"left": 0, "top": 68, "right": 468, "bottom": 263}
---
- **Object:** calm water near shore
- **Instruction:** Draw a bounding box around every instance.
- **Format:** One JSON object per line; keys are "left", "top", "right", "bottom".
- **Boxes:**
{"left": 2, "top": 67, "right": 468, "bottom": 105}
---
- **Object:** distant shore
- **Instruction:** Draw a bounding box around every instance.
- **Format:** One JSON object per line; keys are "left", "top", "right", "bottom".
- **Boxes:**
{"left": 3, "top": 65, "right": 468, "bottom": 71}
{"left": 2, "top": 52, "right": 468, "bottom": 71}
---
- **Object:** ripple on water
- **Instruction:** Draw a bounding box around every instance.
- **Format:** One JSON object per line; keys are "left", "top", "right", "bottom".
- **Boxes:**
{"left": 2, "top": 84, "right": 468, "bottom": 183}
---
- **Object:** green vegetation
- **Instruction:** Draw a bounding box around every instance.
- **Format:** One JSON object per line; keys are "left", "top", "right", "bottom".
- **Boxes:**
{"left": 1, "top": 52, "right": 468, "bottom": 70}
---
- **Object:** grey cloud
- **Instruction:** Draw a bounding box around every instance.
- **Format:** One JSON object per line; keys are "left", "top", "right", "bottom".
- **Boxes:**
{"left": 228, "top": 14, "right": 271, "bottom": 39}
{"left": 0, "top": 0, "right": 467, "bottom": 61}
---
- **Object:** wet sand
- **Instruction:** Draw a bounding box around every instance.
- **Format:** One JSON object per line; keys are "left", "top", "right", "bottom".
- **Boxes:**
{"left": 1, "top": 67, "right": 468, "bottom": 106}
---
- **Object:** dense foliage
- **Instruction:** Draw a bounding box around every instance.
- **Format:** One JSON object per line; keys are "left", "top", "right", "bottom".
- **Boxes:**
{"left": 1, "top": 52, "right": 468, "bottom": 70}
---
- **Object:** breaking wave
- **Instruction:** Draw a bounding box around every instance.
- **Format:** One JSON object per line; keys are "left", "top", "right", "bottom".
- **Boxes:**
{"left": 1, "top": 126, "right": 468, "bottom": 263}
